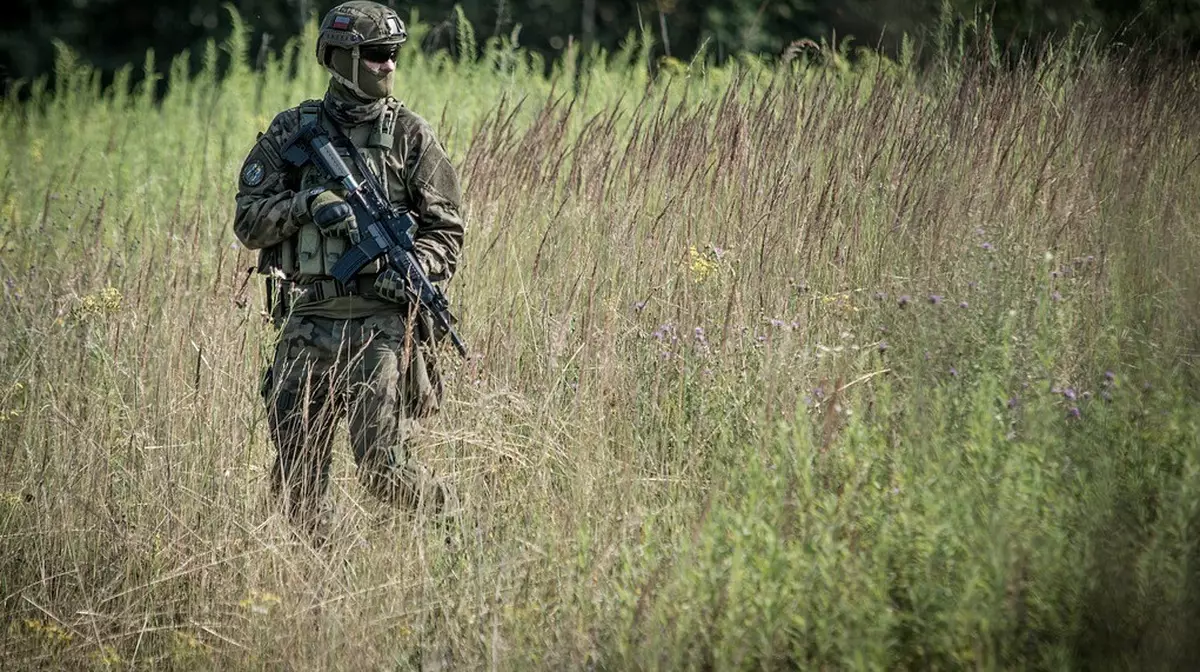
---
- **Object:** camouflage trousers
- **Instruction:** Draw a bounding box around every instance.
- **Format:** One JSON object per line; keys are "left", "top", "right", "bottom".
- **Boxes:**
{"left": 261, "top": 312, "right": 455, "bottom": 533}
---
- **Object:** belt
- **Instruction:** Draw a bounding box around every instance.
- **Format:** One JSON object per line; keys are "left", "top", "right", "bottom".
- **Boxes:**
{"left": 294, "top": 274, "right": 380, "bottom": 303}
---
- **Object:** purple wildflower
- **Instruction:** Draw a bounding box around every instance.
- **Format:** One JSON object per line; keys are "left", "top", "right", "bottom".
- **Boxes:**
{"left": 898, "top": 295, "right": 911, "bottom": 308}
{"left": 928, "top": 294, "right": 943, "bottom": 305}
{"left": 769, "top": 318, "right": 786, "bottom": 329}
{"left": 1104, "top": 370, "right": 1115, "bottom": 383}
{"left": 878, "top": 340, "right": 888, "bottom": 353}
{"left": 1062, "top": 388, "right": 1077, "bottom": 402}
{"left": 1007, "top": 396, "right": 1020, "bottom": 409}
{"left": 633, "top": 300, "right": 647, "bottom": 313}
{"left": 981, "top": 242, "right": 993, "bottom": 252}
{"left": 959, "top": 301, "right": 969, "bottom": 309}
{"left": 712, "top": 246, "right": 727, "bottom": 260}
{"left": 1067, "top": 406, "right": 1081, "bottom": 420}
{"left": 949, "top": 366, "right": 958, "bottom": 377}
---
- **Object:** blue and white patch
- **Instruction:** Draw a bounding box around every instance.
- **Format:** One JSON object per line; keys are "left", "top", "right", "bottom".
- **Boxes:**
{"left": 242, "top": 161, "right": 265, "bottom": 187}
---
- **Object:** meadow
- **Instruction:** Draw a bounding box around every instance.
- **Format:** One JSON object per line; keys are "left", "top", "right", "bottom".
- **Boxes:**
{"left": 2, "top": 14, "right": 1200, "bottom": 670}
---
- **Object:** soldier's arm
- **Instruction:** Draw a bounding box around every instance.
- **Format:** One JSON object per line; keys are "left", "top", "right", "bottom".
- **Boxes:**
{"left": 233, "top": 110, "right": 312, "bottom": 250}
{"left": 401, "top": 119, "right": 466, "bottom": 283}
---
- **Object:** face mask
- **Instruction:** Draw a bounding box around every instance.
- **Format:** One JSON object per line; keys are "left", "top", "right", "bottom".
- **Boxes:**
{"left": 356, "top": 57, "right": 395, "bottom": 99}
{"left": 329, "top": 48, "right": 395, "bottom": 100}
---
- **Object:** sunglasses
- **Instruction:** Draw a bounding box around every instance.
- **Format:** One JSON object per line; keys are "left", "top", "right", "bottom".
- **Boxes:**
{"left": 360, "top": 45, "right": 399, "bottom": 63}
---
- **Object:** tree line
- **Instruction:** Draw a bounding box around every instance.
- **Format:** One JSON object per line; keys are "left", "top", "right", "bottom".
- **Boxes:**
{"left": 3, "top": 0, "right": 1199, "bottom": 94}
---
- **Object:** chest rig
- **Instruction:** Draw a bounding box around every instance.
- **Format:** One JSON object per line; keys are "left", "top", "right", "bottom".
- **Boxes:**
{"left": 285, "top": 99, "right": 400, "bottom": 284}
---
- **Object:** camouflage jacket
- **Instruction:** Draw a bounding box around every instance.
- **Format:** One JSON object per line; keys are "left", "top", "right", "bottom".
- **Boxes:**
{"left": 233, "top": 97, "right": 465, "bottom": 318}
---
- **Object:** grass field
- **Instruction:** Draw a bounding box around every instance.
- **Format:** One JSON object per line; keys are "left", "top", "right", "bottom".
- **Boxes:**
{"left": 2, "top": 14, "right": 1200, "bottom": 670}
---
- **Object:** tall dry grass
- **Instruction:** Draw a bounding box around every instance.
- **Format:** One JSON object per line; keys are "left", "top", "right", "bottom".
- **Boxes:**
{"left": 1, "top": 14, "right": 1199, "bottom": 669}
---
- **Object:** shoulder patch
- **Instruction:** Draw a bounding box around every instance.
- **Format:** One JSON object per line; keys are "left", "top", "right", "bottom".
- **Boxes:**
{"left": 242, "top": 160, "right": 265, "bottom": 187}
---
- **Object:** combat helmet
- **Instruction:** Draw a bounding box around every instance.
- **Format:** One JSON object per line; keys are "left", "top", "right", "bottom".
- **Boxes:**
{"left": 316, "top": 1, "right": 408, "bottom": 99}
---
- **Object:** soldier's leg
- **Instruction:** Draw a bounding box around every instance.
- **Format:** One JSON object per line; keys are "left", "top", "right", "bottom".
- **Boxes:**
{"left": 345, "top": 314, "right": 456, "bottom": 515}
{"left": 264, "top": 317, "right": 342, "bottom": 533}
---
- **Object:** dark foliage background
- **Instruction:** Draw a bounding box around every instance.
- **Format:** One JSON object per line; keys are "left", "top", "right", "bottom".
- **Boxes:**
{"left": 2, "top": 0, "right": 1199, "bottom": 92}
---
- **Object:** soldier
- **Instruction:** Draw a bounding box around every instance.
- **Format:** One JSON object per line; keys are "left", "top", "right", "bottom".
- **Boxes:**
{"left": 233, "top": 0, "right": 464, "bottom": 540}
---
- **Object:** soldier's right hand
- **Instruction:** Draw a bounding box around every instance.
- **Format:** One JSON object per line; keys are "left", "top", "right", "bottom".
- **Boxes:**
{"left": 304, "top": 188, "right": 357, "bottom": 237}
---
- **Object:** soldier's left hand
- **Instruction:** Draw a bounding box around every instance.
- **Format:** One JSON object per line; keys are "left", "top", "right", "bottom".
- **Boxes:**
{"left": 306, "top": 188, "right": 357, "bottom": 237}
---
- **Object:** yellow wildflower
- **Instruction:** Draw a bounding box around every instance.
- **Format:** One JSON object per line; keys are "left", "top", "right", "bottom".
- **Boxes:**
{"left": 1, "top": 195, "right": 17, "bottom": 224}
{"left": 172, "top": 630, "right": 203, "bottom": 650}
{"left": 819, "top": 290, "right": 860, "bottom": 315}
{"left": 239, "top": 589, "right": 282, "bottom": 615}
{"left": 92, "top": 645, "right": 122, "bottom": 667}
{"left": 0, "top": 380, "right": 25, "bottom": 423}
{"left": 70, "top": 287, "right": 123, "bottom": 322}
{"left": 22, "top": 618, "right": 74, "bottom": 646}
{"left": 687, "top": 245, "right": 719, "bottom": 284}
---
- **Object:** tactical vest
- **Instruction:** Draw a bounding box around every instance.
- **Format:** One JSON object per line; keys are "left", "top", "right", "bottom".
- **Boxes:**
{"left": 271, "top": 99, "right": 400, "bottom": 287}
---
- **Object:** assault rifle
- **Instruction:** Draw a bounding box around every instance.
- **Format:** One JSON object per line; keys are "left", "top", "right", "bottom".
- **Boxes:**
{"left": 280, "top": 123, "right": 467, "bottom": 358}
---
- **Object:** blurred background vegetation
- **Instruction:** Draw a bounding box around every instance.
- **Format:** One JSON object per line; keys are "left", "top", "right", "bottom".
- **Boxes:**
{"left": 4, "top": 0, "right": 1200, "bottom": 96}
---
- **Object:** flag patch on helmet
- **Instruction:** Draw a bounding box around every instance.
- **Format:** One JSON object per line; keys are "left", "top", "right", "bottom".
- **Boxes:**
{"left": 331, "top": 15, "right": 352, "bottom": 30}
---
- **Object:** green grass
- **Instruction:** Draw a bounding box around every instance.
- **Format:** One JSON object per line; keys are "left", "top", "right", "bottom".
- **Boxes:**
{"left": 1, "top": 13, "right": 1199, "bottom": 670}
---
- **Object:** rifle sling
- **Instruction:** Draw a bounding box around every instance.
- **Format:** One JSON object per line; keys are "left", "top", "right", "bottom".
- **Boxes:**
{"left": 326, "top": 121, "right": 391, "bottom": 206}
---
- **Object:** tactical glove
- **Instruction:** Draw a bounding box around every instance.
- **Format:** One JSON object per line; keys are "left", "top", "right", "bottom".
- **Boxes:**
{"left": 306, "top": 188, "right": 357, "bottom": 238}
{"left": 374, "top": 268, "right": 413, "bottom": 304}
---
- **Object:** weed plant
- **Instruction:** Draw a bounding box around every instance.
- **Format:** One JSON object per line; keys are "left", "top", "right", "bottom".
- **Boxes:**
{"left": 1, "top": 12, "right": 1199, "bottom": 670}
